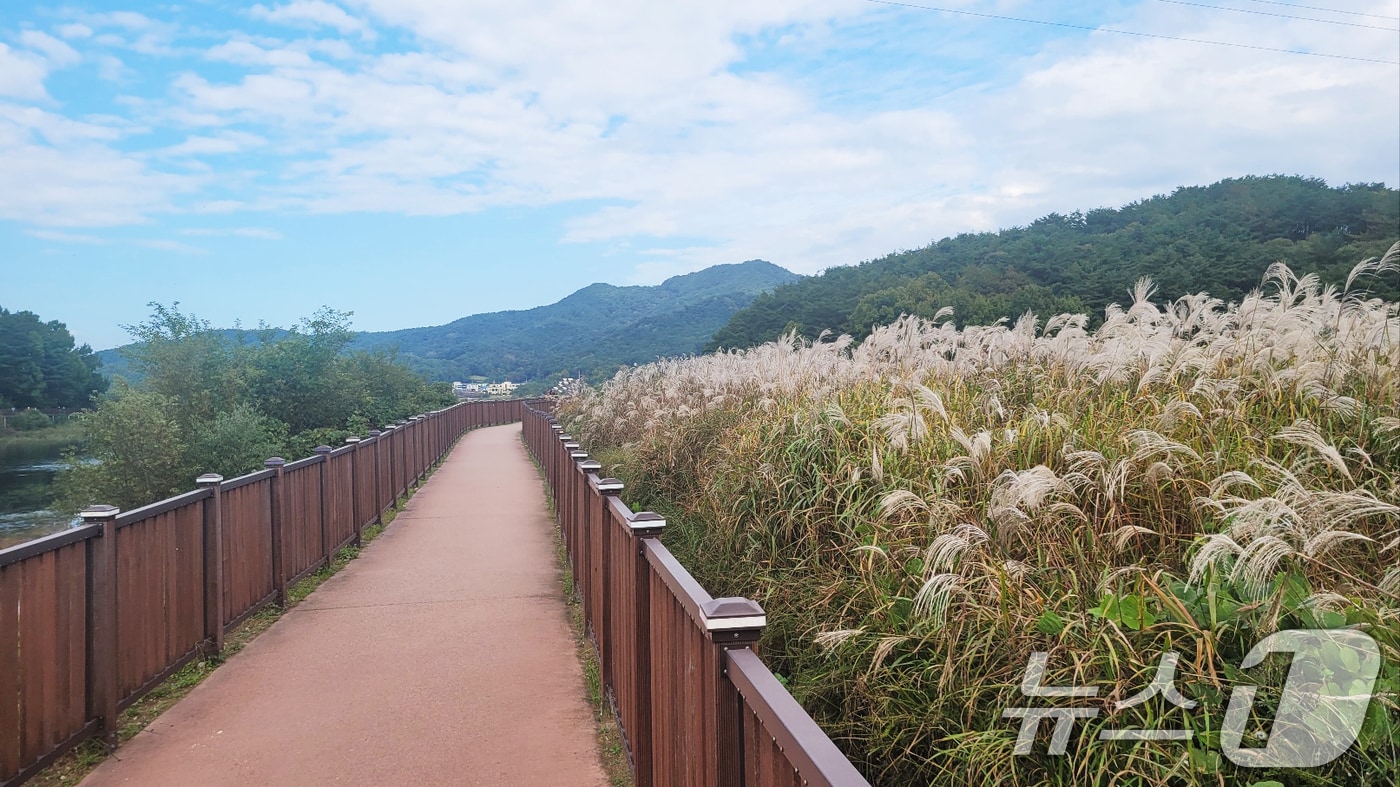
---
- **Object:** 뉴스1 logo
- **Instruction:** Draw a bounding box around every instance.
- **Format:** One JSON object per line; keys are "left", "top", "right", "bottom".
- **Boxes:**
{"left": 1002, "top": 628, "right": 1382, "bottom": 767}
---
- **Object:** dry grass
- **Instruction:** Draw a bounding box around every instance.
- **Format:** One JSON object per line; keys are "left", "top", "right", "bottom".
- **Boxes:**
{"left": 561, "top": 246, "right": 1400, "bottom": 786}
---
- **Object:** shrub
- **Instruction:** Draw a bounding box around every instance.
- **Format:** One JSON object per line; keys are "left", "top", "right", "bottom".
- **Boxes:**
{"left": 7, "top": 410, "right": 53, "bottom": 431}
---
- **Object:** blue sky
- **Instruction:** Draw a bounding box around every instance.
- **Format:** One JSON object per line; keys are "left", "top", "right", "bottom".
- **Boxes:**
{"left": 2, "top": 0, "right": 1397, "bottom": 350}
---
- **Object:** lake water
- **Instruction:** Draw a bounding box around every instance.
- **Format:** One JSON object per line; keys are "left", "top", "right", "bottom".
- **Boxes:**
{"left": 0, "top": 443, "right": 77, "bottom": 551}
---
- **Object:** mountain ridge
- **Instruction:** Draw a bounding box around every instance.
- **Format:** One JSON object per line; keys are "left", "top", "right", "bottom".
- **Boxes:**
{"left": 97, "top": 260, "right": 799, "bottom": 386}
{"left": 708, "top": 176, "right": 1399, "bottom": 350}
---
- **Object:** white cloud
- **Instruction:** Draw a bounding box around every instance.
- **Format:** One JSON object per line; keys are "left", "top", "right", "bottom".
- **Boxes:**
{"left": 144, "top": 0, "right": 1390, "bottom": 279}
{"left": 0, "top": 44, "right": 49, "bottom": 100}
{"left": 159, "top": 130, "right": 267, "bottom": 156}
{"left": 19, "top": 30, "right": 81, "bottom": 67}
{"left": 251, "top": 1, "right": 373, "bottom": 38}
{"left": 95, "top": 54, "right": 133, "bottom": 81}
{"left": 206, "top": 40, "right": 315, "bottom": 68}
{"left": 82, "top": 12, "right": 158, "bottom": 30}
{"left": 57, "top": 23, "right": 93, "bottom": 40}
{"left": 26, "top": 229, "right": 106, "bottom": 243}
{"left": 0, "top": 0, "right": 1393, "bottom": 279}
{"left": 0, "top": 101, "right": 195, "bottom": 226}
{"left": 76, "top": 11, "right": 179, "bottom": 56}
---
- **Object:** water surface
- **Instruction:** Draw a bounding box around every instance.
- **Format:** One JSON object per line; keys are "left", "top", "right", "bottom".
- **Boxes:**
{"left": 0, "top": 443, "right": 77, "bottom": 551}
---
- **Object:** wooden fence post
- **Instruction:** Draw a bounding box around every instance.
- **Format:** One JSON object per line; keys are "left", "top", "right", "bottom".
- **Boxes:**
{"left": 407, "top": 416, "right": 420, "bottom": 486}
{"left": 702, "top": 597, "right": 767, "bottom": 787}
{"left": 196, "top": 474, "right": 225, "bottom": 656}
{"left": 625, "top": 505, "right": 664, "bottom": 787}
{"left": 264, "top": 457, "right": 287, "bottom": 606}
{"left": 80, "top": 504, "right": 120, "bottom": 750}
{"left": 315, "top": 445, "right": 334, "bottom": 569}
{"left": 382, "top": 424, "right": 397, "bottom": 505}
{"left": 549, "top": 424, "right": 563, "bottom": 514}
{"left": 368, "top": 429, "right": 384, "bottom": 521}
{"left": 568, "top": 447, "right": 590, "bottom": 625}
{"left": 581, "top": 459, "right": 604, "bottom": 678}
{"left": 346, "top": 437, "right": 363, "bottom": 545}
{"left": 397, "top": 420, "right": 410, "bottom": 496}
{"left": 558, "top": 433, "right": 574, "bottom": 549}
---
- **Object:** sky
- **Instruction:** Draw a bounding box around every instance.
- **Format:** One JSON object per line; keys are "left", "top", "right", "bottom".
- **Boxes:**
{"left": 2, "top": 0, "right": 1397, "bottom": 351}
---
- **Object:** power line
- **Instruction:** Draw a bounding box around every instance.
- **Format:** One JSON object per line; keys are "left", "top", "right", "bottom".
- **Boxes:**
{"left": 1233, "top": 0, "right": 1400, "bottom": 22}
{"left": 1153, "top": 0, "right": 1399, "bottom": 32}
{"left": 861, "top": 0, "right": 1400, "bottom": 65}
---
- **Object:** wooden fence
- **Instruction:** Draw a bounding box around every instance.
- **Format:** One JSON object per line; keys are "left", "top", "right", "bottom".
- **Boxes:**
{"left": 523, "top": 402, "right": 871, "bottom": 787}
{"left": 0, "top": 398, "right": 522, "bottom": 786}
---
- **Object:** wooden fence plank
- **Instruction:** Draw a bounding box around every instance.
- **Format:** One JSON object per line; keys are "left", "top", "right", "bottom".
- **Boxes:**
{"left": 18, "top": 550, "right": 55, "bottom": 766}
{"left": 520, "top": 401, "right": 870, "bottom": 787}
{"left": 0, "top": 400, "right": 504, "bottom": 784}
{"left": 0, "top": 563, "right": 21, "bottom": 782}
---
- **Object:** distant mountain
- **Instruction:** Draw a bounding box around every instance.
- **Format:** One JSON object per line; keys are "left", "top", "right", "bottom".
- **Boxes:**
{"left": 350, "top": 260, "right": 800, "bottom": 385}
{"left": 708, "top": 176, "right": 1399, "bottom": 350}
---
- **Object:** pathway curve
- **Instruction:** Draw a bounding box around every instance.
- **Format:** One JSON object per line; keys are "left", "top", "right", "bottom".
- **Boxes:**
{"left": 82, "top": 423, "right": 608, "bottom": 786}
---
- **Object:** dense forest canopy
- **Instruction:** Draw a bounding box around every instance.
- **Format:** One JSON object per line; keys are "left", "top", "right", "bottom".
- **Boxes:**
{"left": 708, "top": 176, "right": 1399, "bottom": 349}
{"left": 0, "top": 307, "right": 107, "bottom": 410}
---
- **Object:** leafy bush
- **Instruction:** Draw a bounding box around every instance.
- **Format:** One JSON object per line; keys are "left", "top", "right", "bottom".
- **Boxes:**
{"left": 183, "top": 404, "right": 288, "bottom": 480}
{"left": 6, "top": 410, "right": 53, "bottom": 431}
{"left": 54, "top": 304, "right": 454, "bottom": 513}
{"left": 55, "top": 387, "right": 188, "bottom": 512}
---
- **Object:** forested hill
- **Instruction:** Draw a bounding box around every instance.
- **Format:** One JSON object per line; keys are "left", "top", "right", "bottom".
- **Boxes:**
{"left": 351, "top": 260, "right": 799, "bottom": 385}
{"left": 708, "top": 176, "right": 1399, "bottom": 350}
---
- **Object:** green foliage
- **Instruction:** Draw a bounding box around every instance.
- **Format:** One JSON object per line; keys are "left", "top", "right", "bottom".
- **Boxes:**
{"left": 55, "top": 385, "right": 188, "bottom": 512}
{"left": 709, "top": 176, "right": 1399, "bottom": 349}
{"left": 54, "top": 303, "right": 454, "bottom": 513}
{"left": 183, "top": 404, "right": 287, "bottom": 480}
{"left": 5, "top": 410, "right": 53, "bottom": 431}
{"left": 241, "top": 307, "right": 356, "bottom": 433}
{"left": 0, "top": 306, "right": 107, "bottom": 409}
{"left": 119, "top": 303, "right": 246, "bottom": 432}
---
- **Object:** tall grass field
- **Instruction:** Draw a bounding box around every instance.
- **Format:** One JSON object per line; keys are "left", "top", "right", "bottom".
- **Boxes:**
{"left": 560, "top": 246, "right": 1400, "bottom": 786}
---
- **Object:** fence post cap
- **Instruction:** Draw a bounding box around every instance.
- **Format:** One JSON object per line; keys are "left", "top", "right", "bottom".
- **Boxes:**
{"left": 79, "top": 504, "right": 120, "bottom": 520}
{"left": 564, "top": 441, "right": 580, "bottom": 450}
{"left": 264, "top": 457, "right": 286, "bottom": 468}
{"left": 627, "top": 510, "right": 665, "bottom": 533}
{"left": 314, "top": 445, "right": 334, "bottom": 455}
{"left": 195, "top": 473, "right": 224, "bottom": 486}
{"left": 580, "top": 460, "right": 602, "bottom": 473}
{"left": 570, "top": 451, "right": 588, "bottom": 460}
{"left": 701, "top": 597, "right": 767, "bottom": 633}
{"left": 596, "top": 477, "right": 624, "bottom": 494}
{"left": 369, "top": 429, "right": 383, "bottom": 436}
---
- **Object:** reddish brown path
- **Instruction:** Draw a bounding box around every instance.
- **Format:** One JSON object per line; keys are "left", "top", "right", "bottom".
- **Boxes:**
{"left": 82, "top": 424, "right": 608, "bottom": 787}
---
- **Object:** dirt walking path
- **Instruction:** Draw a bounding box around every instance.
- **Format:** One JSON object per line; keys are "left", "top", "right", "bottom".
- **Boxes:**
{"left": 82, "top": 423, "right": 608, "bottom": 786}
